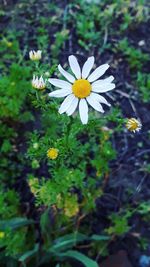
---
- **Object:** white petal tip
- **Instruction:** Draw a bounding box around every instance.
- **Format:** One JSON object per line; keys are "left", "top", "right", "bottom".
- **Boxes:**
{"left": 106, "top": 102, "right": 111, "bottom": 107}
{"left": 110, "top": 75, "right": 115, "bottom": 81}
{"left": 58, "top": 64, "right": 62, "bottom": 70}
{"left": 68, "top": 55, "right": 75, "bottom": 61}
{"left": 82, "top": 121, "right": 88, "bottom": 125}
{"left": 89, "top": 56, "right": 94, "bottom": 60}
{"left": 58, "top": 109, "right": 63, "bottom": 114}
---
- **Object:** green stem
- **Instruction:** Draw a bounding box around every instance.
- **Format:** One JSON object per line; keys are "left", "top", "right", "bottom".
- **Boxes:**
{"left": 65, "top": 117, "right": 73, "bottom": 148}
{"left": 36, "top": 90, "right": 40, "bottom": 101}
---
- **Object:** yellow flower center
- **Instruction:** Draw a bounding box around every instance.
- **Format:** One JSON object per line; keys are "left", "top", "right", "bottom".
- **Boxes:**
{"left": 47, "top": 148, "right": 59, "bottom": 160}
{"left": 72, "top": 79, "right": 91, "bottom": 98}
{"left": 129, "top": 122, "right": 138, "bottom": 131}
{"left": 126, "top": 118, "right": 140, "bottom": 131}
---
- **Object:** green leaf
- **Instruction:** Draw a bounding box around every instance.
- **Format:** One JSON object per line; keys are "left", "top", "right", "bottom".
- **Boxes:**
{"left": 50, "top": 233, "right": 88, "bottom": 252}
{"left": 39, "top": 233, "right": 109, "bottom": 265}
{"left": 0, "top": 217, "right": 34, "bottom": 230}
{"left": 90, "top": 234, "right": 110, "bottom": 241}
{"left": 57, "top": 250, "right": 98, "bottom": 267}
{"left": 0, "top": 251, "right": 18, "bottom": 267}
{"left": 19, "top": 244, "right": 39, "bottom": 262}
{"left": 40, "top": 209, "right": 50, "bottom": 233}
{"left": 40, "top": 233, "right": 89, "bottom": 265}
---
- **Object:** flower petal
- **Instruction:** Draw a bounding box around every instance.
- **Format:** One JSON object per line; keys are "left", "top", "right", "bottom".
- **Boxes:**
{"left": 92, "top": 83, "right": 115, "bottom": 93}
{"left": 49, "top": 88, "right": 72, "bottom": 98}
{"left": 92, "top": 76, "right": 114, "bottom": 87}
{"left": 48, "top": 78, "right": 72, "bottom": 89}
{"left": 66, "top": 97, "right": 79, "bottom": 116}
{"left": 58, "top": 64, "right": 75, "bottom": 83}
{"left": 58, "top": 94, "right": 75, "bottom": 114}
{"left": 90, "top": 92, "right": 111, "bottom": 106}
{"left": 86, "top": 94, "right": 104, "bottom": 113}
{"left": 79, "top": 99, "right": 88, "bottom": 124}
{"left": 88, "top": 64, "right": 109, "bottom": 82}
{"left": 82, "top": 56, "right": 95, "bottom": 79}
{"left": 68, "top": 55, "right": 81, "bottom": 79}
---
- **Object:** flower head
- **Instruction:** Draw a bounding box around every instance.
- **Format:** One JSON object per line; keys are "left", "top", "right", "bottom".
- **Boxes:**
{"left": 33, "top": 143, "right": 39, "bottom": 149}
{"left": 32, "top": 75, "right": 46, "bottom": 90}
{"left": 47, "top": 148, "right": 59, "bottom": 160}
{"left": 126, "top": 118, "right": 142, "bottom": 133}
{"left": 48, "top": 55, "right": 115, "bottom": 124}
{"left": 29, "top": 50, "right": 42, "bottom": 61}
{"left": 32, "top": 159, "right": 40, "bottom": 169}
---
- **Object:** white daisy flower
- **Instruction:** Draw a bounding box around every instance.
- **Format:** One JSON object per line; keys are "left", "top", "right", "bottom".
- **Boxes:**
{"left": 48, "top": 55, "right": 115, "bottom": 124}
{"left": 126, "top": 118, "right": 142, "bottom": 133}
{"left": 29, "top": 50, "right": 42, "bottom": 61}
{"left": 32, "top": 75, "right": 46, "bottom": 90}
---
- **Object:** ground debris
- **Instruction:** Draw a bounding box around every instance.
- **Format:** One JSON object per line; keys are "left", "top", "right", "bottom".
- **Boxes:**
{"left": 100, "top": 250, "right": 133, "bottom": 267}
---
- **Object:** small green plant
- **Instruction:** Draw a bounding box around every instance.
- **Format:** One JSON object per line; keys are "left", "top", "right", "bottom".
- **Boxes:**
{"left": 106, "top": 211, "right": 132, "bottom": 236}
{"left": 51, "top": 29, "right": 69, "bottom": 59}
{"left": 136, "top": 72, "right": 150, "bottom": 102}
{"left": 117, "top": 38, "right": 149, "bottom": 70}
{"left": 0, "top": 63, "right": 32, "bottom": 121}
{"left": 76, "top": 14, "right": 101, "bottom": 50}
{"left": 141, "top": 163, "right": 150, "bottom": 174}
{"left": 0, "top": 217, "right": 35, "bottom": 260}
{"left": 138, "top": 201, "right": 150, "bottom": 221}
{"left": 0, "top": 188, "right": 20, "bottom": 219}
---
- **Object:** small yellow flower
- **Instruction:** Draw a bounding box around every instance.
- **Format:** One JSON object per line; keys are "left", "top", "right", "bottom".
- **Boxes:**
{"left": 29, "top": 50, "right": 42, "bottom": 61}
{"left": 32, "top": 75, "right": 46, "bottom": 90}
{"left": 126, "top": 118, "right": 142, "bottom": 133}
{"left": 0, "top": 232, "right": 5, "bottom": 239}
{"left": 47, "top": 148, "right": 59, "bottom": 160}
